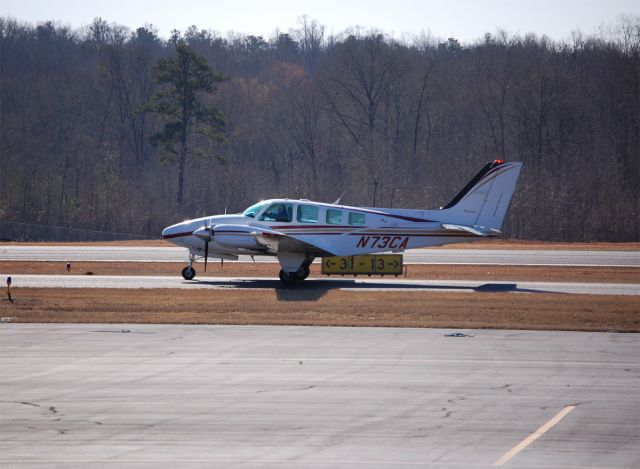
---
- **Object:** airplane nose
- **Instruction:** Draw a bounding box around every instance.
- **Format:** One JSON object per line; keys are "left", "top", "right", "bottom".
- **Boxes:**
{"left": 162, "top": 223, "right": 181, "bottom": 240}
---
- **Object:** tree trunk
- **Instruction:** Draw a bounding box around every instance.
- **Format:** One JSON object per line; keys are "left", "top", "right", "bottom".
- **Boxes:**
{"left": 177, "top": 132, "right": 187, "bottom": 208}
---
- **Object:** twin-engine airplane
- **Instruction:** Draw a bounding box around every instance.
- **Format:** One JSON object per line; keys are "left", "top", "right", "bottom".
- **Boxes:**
{"left": 162, "top": 160, "right": 523, "bottom": 284}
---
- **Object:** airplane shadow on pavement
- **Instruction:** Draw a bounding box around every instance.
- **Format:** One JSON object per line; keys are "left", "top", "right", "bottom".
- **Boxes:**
{"left": 189, "top": 278, "right": 548, "bottom": 301}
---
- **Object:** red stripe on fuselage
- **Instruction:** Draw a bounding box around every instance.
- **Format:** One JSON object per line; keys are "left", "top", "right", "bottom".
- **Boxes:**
{"left": 270, "top": 225, "right": 354, "bottom": 229}
{"left": 163, "top": 231, "right": 193, "bottom": 239}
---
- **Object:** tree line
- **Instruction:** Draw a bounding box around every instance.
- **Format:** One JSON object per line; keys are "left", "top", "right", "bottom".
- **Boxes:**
{"left": 0, "top": 16, "right": 638, "bottom": 241}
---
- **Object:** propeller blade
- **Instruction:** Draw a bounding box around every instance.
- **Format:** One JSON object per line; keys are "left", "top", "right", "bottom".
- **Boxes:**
{"left": 204, "top": 236, "right": 209, "bottom": 272}
{"left": 193, "top": 222, "right": 213, "bottom": 272}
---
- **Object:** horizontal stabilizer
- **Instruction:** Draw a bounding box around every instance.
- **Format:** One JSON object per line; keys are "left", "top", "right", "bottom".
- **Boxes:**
{"left": 441, "top": 224, "right": 501, "bottom": 237}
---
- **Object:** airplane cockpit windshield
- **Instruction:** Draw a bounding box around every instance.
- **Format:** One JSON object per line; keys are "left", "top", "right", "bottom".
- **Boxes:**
{"left": 242, "top": 201, "right": 268, "bottom": 218}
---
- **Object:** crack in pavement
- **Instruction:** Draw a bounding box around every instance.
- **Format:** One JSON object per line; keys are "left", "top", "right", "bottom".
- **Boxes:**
{"left": 1, "top": 401, "right": 41, "bottom": 407}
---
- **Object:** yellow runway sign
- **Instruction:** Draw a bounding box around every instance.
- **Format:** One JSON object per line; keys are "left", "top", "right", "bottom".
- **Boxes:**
{"left": 322, "top": 255, "right": 403, "bottom": 276}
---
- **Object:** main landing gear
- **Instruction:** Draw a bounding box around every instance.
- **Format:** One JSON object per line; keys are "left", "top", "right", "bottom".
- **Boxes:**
{"left": 278, "top": 263, "right": 310, "bottom": 285}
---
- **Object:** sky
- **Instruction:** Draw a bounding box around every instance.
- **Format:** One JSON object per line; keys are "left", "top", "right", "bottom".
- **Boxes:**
{"left": 3, "top": 0, "right": 639, "bottom": 43}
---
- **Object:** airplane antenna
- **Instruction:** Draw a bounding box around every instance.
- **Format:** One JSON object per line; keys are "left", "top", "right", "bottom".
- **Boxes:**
{"left": 250, "top": 255, "right": 256, "bottom": 263}
{"left": 333, "top": 191, "right": 346, "bottom": 205}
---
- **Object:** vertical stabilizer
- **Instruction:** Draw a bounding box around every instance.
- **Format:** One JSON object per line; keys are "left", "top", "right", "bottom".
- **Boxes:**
{"left": 439, "top": 160, "right": 523, "bottom": 231}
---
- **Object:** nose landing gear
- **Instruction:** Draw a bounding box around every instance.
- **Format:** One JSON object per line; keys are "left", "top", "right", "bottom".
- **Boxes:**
{"left": 182, "top": 252, "right": 197, "bottom": 280}
{"left": 181, "top": 266, "right": 196, "bottom": 280}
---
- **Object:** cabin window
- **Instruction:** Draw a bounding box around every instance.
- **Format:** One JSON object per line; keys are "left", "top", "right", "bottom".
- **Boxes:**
{"left": 326, "top": 209, "right": 343, "bottom": 224}
{"left": 297, "top": 204, "right": 319, "bottom": 223}
{"left": 259, "top": 203, "right": 293, "bottom": 222}
{"left": 348, "top": 212, "right": 366, "bottom": 226}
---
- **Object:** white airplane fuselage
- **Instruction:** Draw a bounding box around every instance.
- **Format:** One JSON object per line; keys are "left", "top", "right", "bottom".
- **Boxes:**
{"left": 162, "top": 203, "right": 481, "bottom": 258}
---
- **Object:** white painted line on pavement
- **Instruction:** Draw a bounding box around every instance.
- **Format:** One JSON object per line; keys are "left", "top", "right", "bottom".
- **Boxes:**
{"left": 494, "top": 405, "right": 576, "bottom": 466}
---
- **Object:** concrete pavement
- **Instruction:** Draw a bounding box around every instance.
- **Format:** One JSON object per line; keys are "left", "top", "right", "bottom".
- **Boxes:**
{"left": 1, "top": 324, "right": 638, "bottom": 468}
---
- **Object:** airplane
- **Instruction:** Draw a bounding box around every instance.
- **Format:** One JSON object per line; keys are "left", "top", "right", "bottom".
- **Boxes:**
{"left": 162, "top": 160, "right": 523, "bottom": 284}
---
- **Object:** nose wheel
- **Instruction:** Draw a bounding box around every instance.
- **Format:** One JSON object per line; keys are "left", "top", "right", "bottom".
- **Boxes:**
{"left": 181, "top": 266, "right": 196, "bottom": 280}
{"left": 181, "top": 252, "right": 198, "bottom": 280}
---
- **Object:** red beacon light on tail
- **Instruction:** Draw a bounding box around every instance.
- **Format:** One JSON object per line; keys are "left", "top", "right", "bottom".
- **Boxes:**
{"left": 494, "top": 159, "right": 505, "bottom": 164}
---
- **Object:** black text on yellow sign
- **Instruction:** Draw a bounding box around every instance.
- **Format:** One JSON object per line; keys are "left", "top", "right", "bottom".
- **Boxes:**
{"left": 322, "top": 255, "right": 403, "bottom": 276}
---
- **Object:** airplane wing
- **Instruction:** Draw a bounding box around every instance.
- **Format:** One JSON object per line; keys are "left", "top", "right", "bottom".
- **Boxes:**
{"left": 253, "top": 230, "right": 336, "bottom": 257}
{"left": 210, "top": 224, "right": 337, "bottom": 256}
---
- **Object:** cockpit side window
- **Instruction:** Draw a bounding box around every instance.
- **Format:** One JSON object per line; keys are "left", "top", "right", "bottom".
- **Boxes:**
{"left": 259, "top": 203, "right": 293, "bottom": 222}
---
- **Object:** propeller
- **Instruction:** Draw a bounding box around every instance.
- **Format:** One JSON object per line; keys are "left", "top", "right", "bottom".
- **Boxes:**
{"left": 204, "top": 235, "right": 209, "bottom": 272}
{"left": 192, "top": 223, "right": 213, "bottom": 271}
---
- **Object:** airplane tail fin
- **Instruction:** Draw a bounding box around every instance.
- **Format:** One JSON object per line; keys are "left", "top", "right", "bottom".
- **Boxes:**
{"left": 439, "top": 160, "right": 523, "bottom": 231}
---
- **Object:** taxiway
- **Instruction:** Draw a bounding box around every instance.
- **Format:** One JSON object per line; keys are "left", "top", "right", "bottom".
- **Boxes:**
{"left": 1, "top": 324, "right": 638, "bottom": 468}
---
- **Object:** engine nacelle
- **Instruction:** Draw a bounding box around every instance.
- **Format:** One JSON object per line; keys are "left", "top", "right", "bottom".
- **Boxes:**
{"left": 212, "top": 224, "right": 264, "bottom": 249}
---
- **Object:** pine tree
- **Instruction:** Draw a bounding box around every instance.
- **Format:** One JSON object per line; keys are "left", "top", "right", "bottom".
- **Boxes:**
{"left": 145, "top": 41, "right": 227, "bottom": 208}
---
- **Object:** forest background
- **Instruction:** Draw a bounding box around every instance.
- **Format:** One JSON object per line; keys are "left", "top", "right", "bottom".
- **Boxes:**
{"left": 1, "top": 16, "right": 638, "bottom": 241}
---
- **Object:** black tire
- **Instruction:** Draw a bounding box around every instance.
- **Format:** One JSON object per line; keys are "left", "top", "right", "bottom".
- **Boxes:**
{"left": 279, "top": 269, "right": 298, "bottom": 285}
{"left": 297, "top": 264, "right": 310, "bottom": 280}
{"left": 182, "top": 266, "right": 196, "bottom": 280}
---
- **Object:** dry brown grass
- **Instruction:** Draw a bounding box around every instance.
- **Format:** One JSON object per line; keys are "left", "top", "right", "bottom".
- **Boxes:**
{"left": 1, "top": 288, "right": 637, "bottom": 332}
{"left": 1, "top": 261, "right": 637, "bottom": 283}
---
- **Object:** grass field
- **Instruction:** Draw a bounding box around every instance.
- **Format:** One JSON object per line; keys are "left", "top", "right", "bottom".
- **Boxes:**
{"left": 2, "top": 288, "right": 638, "bottom": 332}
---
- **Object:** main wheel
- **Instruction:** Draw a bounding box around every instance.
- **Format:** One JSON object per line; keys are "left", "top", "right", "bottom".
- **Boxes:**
{"left": 182, "top": 266, "right": 196, "bottom": 280}
{"left": 298, "top": 264, "right": 310, "bottom": 280}
{"left": 279, "top": 269, "right": 298, "bottom": 285}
